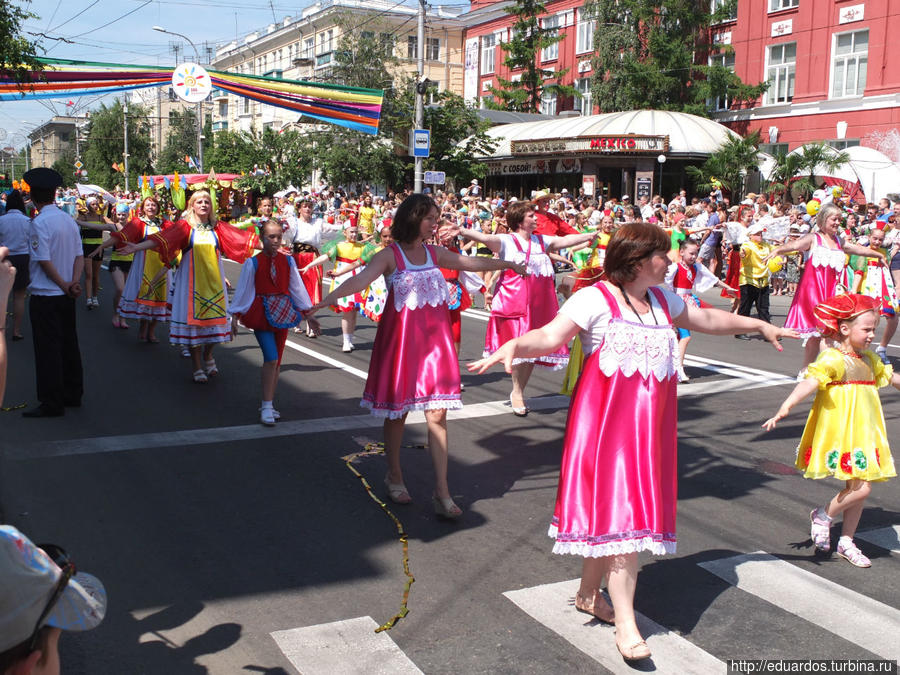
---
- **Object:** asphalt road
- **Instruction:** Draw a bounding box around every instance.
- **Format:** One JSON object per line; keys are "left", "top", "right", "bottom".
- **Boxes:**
{"left": 2, "top": 265, "right": 898, "bottom": 675}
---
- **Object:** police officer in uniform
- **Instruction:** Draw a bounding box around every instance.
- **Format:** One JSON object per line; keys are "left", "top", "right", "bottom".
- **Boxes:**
{"left": 22, "top": 168, "right": 84, "bottom": 417}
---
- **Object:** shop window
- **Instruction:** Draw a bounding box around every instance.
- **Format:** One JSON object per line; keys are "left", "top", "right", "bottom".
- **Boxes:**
{"left": 831, "top": 30, "right": 867, "bottom": 98}
{"left": 481, "top": 33, "right": 496, "bottom": 74}
{"left": 769, "top": 0, "right": 798, "bottom": 10}
{"left": 575, "top": 78, "right": 592, "bottom": 115}
{"left": 540, "top": 90, "right": 557, "bottom": 115}
{"left": 576, "top": 7, "right": 595, "bottom": 54}
{"left": 541, "top": 15, "right": 559, "bottom": 61}
{"left": 765, "top": 42, "right": 795, "bottom": 104}
{"left": 708, "top": 52, "right": 735, "bottom": 111}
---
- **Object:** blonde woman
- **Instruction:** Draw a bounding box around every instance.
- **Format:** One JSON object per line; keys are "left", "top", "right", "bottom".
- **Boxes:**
{"left": 121, "top": 191, "right": 260, "bottom": 382}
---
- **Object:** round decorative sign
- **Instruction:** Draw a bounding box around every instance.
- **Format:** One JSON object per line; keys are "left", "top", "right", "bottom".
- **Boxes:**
{"left": 171, "top": 63, "right": 212, "bottom": 103}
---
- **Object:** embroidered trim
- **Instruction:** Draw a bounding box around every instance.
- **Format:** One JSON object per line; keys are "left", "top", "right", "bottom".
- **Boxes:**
{"left": 389, "top": 266, "right": 449, "bottom": 311}
{"left": 360, "top": 396, "right": 462, "bottom": 419}
{"left": 808, "top": 243, "right": 845, "bottom": 272}
{"left": 595, "top": 320, "right": 679, "bottom": 381}
{"left": 548, "top": 524, "right": 676, "bottom": 557}
{"left": 827, "top": 379, "right": 875, "bottom": 386}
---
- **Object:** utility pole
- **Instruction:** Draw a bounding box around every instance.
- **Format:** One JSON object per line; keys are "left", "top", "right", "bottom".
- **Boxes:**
{"left": 124, "top": 99, "right": 130, "bottom": 192}
{"left": 413, "top": 0, "right": 425, "bottom": 193}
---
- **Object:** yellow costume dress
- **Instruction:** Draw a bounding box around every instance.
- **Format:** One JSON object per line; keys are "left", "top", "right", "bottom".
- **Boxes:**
{"left": 796, "top": 348, "right": 897, "bottom": 481}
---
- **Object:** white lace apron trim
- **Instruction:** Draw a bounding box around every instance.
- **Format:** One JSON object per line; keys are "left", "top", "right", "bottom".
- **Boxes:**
{"left": 595, "top": 320, "right": 679, "bottom": 381}
{"left": 388, "top": 265, "right": 450, "bottom": 312}
{"left": 808, "top": 242, "right": 846, "bottom": 272}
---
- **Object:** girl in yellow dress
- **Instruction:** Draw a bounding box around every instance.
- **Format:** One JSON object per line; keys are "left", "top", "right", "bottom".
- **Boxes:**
{"left": 763, "top": 293, "right": 899, "bottom": 567}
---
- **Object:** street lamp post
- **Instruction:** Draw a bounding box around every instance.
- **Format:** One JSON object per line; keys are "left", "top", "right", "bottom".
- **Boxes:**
{"left": 153, "top": 25, "right": 204, "bottom": 174}
{"left": 656, "top": 154, "right": 666, "bottom": 199}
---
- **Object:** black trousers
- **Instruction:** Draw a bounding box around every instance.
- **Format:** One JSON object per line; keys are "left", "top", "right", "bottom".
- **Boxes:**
{"left": 738, "top": 283, "right": 771, "bottom": 323}
{"left": 29, "top": 294, "right": 83, "bottom": 411}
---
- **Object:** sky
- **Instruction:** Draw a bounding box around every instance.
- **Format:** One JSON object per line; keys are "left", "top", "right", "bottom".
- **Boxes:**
{"left": 0, "top": 0, "right": 329, "bottom": 149}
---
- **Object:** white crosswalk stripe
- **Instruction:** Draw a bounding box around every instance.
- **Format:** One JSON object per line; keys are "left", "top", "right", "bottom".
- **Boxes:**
{"left": 503, "top": 579, "right": 725, "bottom": 674}
{"left": 271, "top": 616, "right": 423, "bottom": 675}
{"left": 855, "top": 525, "right": 900, "bottom": 554}
{"left": 698, "top": 552, "right": 900, "bottom": 661}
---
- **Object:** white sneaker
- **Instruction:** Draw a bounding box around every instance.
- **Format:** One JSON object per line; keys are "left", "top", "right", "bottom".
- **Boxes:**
{"left": 258, "top": 407, "right": 280, "bottom": 420}
{"left": 92, "top": 296, "right": 100, "bottom": 307}
{"left": 342, "top": 341, "right": 353, "bottom": 353}
{"left": 260, "top": 407, "right": 276, "bottom": 426}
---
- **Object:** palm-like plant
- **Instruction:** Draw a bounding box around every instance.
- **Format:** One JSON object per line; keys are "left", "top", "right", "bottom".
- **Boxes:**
{"left": 764, "top": 142, "right": 850, "bottom": 201}
{"left": 686, "top": 130, "right": 761, "bottom": 199}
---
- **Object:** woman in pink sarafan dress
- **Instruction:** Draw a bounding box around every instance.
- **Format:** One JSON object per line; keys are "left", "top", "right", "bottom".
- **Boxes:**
{"left": 312, "top": 194, "right": 525, "bottom": 519}
{"left": 470, "top": 222, "right": 795, "bottom": 663}
{"left": 767, "top": 203, "right": 884, "bottom": 369}
{"left": 460, "top": 200, "right": 597, "bottom": 416}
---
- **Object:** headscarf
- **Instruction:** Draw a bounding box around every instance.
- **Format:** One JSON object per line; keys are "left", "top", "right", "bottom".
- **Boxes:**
{"left": 812, "top": 293, "right": 880, "bottom": 337}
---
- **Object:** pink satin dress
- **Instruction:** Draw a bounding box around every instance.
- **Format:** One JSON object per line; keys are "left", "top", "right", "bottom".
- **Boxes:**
{"left": 784, "top": 233, "right": 848, "bottom": 338}
{"left": 361, "top": 243, "right": 462, "bottom": 419}
{"left": 484, "top": 234, "right": 569, "bottom": 369}
{"left": 550, "top": 283, "right": 679, "bottom": 557}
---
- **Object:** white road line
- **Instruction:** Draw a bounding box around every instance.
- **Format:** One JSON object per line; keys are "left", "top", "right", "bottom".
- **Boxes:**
{"left": 271, "top": 616, "right": 423, "bottom": 675}
{"left": 855, "top": 525, "right": 900, "bottom": 554}
{"left": 283, "top": 338, "right": 369, "bottom": 380}
{"left": 504, "top": 579, "right": 724, "bottom": 674}
{"left": 7, "top": 375, "right": 787, "bottom": 460}
{"left": 698, "top": 552, "right": 900, "bottom": 661}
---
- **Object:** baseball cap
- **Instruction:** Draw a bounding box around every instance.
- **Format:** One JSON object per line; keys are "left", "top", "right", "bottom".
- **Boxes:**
{"left": 0, "top": 526, "right": 107, "bottom": 652}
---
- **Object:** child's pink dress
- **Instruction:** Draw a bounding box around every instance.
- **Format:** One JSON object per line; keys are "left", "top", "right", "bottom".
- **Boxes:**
{"left": 361, "top": 243, "right": 462, "bottom": 418}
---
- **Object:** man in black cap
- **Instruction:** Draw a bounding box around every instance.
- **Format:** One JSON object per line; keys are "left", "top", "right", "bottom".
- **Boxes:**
{"left": 23, "top": 168, "right": 84, "bottom": 418}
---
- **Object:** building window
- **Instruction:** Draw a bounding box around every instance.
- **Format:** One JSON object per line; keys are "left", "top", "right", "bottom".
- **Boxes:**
{"left": 242, "top": 97, "right": 251, "bottom": 114}
{"left": 827, "top": 139, "right": 860, "bottom": 150}
{"left": 575, "top": 78, "right": 592, "bottom": 115}
{"left": 211, "top": 121, "right": 228, "bottom": 131}
{"left": 361, "top": 31, "right": 375, "bottom": 40}
{"left": 769, "top": 0, "right": 799, "bottom": 10}
{"left": 759, "top": 143, "right": 788, "bottom": 156}
{"left": 480, "top": 94, "right": 493, "bottom": 109}
{"left": 407, "top": 36, "right": 417, "bottom": 59}
{"left": 481, "top": 33, "right": 496, "bottom": 73}
{"left": 263, "top": 70, "right": 283, "bottom": 79}
{"left": 426, "top": 37, "right": 440, "bottom": 61}
{"left": 317, "top": 30, "right": 333, "bottom": 55}
{"left": 218, "top": 101, "right": 228, "bottom": 117}
{"left": 541, "top": 15, "right": 559, "bottom": 61}
{"left": 711, "top": 0, "right": 738, "bottom": 21}
{"left": 576, "top": 7, "right": 595, "bottom": 54}
{"left": 765, "top": 42, "right": 795, "bottom": 104}
{"left": 831, "top": 30, "right": 867, "bottom": 98}
{"left": 708, "top": 51, "right": 735, "bottom": 111}
{"left": 303, "top": 38, "right": 314, "bottom": 59}
{"left": 426, "top": 81, "right": 441, "bottom": 104}
{"left": 540, "top": 90, "right": 557, "bottom": 115}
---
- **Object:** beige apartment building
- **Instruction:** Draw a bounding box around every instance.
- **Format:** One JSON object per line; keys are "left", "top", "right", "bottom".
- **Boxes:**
{"left": 27, "top": 116, "right": 86, "bottom": 170}
{"left": 210, "top": 0, "right": 467, "bottom": 134}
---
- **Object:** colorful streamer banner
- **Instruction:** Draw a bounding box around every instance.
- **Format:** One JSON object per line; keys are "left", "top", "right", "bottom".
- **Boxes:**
{"left": 1, "top": 57, "right": 384, "bottom": 135}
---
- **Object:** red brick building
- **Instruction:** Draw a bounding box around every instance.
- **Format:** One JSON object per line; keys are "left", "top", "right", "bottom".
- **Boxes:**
{"left": 460, "top": 0, "right": 900, "bottom": 160}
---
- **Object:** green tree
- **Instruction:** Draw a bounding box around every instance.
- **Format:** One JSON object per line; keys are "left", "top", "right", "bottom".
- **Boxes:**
{"left": 310, "top": 25, "right": 405, "bottom": 189}
{"left": 0, "top": 0, "right": 44, "bottom": 86}
{"left": 391, "top": 85, "right": 496, "bottom": 190}
{"left": 50, "top": 146, "right": 77, "bottom": 187}
{"left": 156, "top": 108, "right": 199, "bottom": 173}
{"left": 488, "top": 0, "right": 576, "bottom": 112}
{"left": 686, "top": 130, "right": 761, "bottom": 200}
{"left": 589, "top": 0, "right": 766, "bottom": 116}
{"left": 81, "top": 99, "right": 152, "bottom": 190}
{"left": 206, "top": 129, "right": 256, "bottom": 174}
{"left": 764, "top": 142, "right": 850, "bottom": 201}
{"left": 235, "top": 126, "right": 314, "bottom": 195}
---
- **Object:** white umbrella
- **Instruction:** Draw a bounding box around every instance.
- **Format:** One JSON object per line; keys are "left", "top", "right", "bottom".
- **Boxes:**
{"left": 787, "top": 144, "right": 900, "bottom": 203}
{"left": 75, "top": 183, "right": 116, "bottom": 204}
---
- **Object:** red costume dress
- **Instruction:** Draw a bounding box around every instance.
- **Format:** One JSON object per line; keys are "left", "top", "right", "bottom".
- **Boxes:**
{"left": 149, "top": 219, "right": 259, "bottom": 345}
{"left": 534, "top": 210, "right": 578, "bottom": 236}
{"left": 361, "top": 244, "right": 462, "bottom": 418}
{"left": 110, "top": 216, "right": 174, "bottom": 321}
{"left": 440, "top": 243, "right": 473, "bottom": 344}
